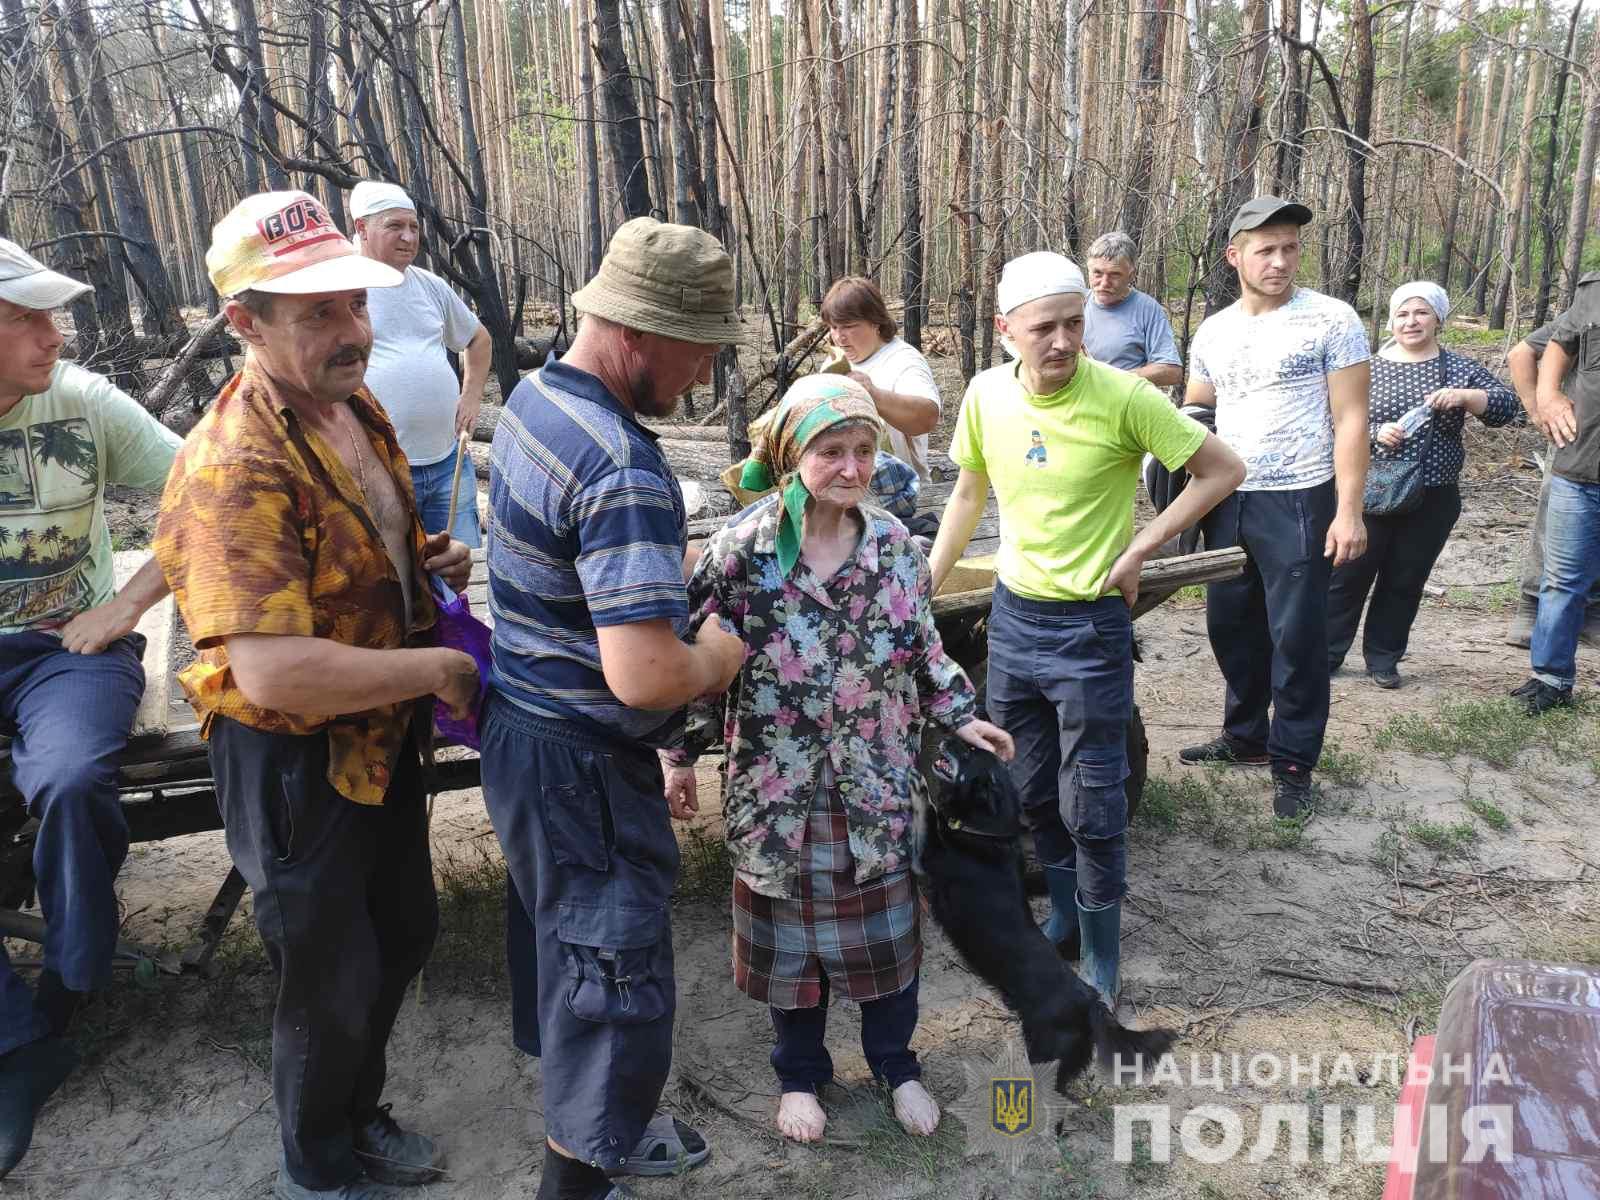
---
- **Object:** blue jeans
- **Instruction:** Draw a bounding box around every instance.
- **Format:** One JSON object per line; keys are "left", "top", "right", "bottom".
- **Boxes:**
{"left": 410, "top": 446, "right": 481, "bottom": 548}
{"left": 0, "top": 631, "right": 145, "bottom": 1057}
{"left": 984, "top": 585, "right": 1133, "bottom": 909}
{"left": 480, "top": 693, "right": 677, "bottom": 1170}
{"left": 1531, "top": 475, "right": 1600, "bottom": 689}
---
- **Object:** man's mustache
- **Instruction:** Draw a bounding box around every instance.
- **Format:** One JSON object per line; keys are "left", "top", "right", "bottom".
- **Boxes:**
{"left": 326, "top": 345, "right": 368, "bottom": 368}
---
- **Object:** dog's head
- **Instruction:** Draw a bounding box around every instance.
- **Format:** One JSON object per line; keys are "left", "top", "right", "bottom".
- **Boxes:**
{"left": 929, "top": 735, "right": 1023, "bottom": 839}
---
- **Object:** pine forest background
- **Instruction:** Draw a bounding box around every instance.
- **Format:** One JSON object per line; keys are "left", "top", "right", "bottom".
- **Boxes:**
{"left": 3, "top": 0, "right": 1598, "bottom": 430}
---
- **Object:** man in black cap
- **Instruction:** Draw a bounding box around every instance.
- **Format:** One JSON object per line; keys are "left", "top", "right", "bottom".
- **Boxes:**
{"left": 1179, "top": 197, "right": 1372, "bottom": 817}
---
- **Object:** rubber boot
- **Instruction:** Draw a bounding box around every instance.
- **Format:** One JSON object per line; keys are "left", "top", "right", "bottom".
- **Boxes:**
{"left": 0, "top": 1035, "right": 79, "bottom": 1179}
{"left": 1040, "top": 865, "right": 1081, "bottom": 962}
{"left": 1077, "top": 894, "right": 1122, "bottom": 1011}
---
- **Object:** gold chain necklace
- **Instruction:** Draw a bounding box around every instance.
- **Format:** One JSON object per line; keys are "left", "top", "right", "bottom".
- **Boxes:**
{"left": 345, "top": 420, "right": 369, "bottom": 498}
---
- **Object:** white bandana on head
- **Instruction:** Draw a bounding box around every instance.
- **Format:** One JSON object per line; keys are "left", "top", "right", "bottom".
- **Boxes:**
{"left": 996, "top": 252, "right": 1089, "bottom": 316}
{"left": 349, "top": 181, "right": 416, "bottom": 220}
{"left": 1389, "top": 280, "right": 1450, "bottom": 323}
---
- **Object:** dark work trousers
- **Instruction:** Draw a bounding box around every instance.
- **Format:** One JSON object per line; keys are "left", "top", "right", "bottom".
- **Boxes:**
{"left": 769, "top": 972, "right": 921, "bottom": 1093}
{"left": 1200, "top": 481, "right": 1336, "bottom": 771}
{"left": 0, "top": 631, "right": 145, "bottom": 1058}
{"left": 208, "top": 718, "right": 438, "bottom": 1191}
{"left": 480, "top": 692, "right": 678, "bottom": 1172}
{"left": 984, "top": 585, "right": 1132, "bottom": 909}
{"left": 1327, "top": 484, "right": 1462, "bottom": 675}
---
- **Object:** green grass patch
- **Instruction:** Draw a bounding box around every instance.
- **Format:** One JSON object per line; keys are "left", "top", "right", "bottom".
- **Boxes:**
{"left": 1137, "top": 770, "right": 1307, "bottom": 852}
{"left": 676, "top": 824, "right": 734, "bottom": 899}
{"left": 1375, "top": 697, "right": 1600, "bottom": 772}
{"left": 1440, "top": 325, "right": 1514, "bottom": 349}
{"left": 1406, "top": 819, "right": 1478, "bottom": 856}
{"left": 1168, "top": 584, "right": 1207, "bottom": 604}
{"left": 426, "top": 841, "right": 512, "bottom": 991}
{"left": 1318, "top": 739, "right": 1372, "bottom": 788}
{"left": 1443, "top": 581, "right": 1520, "bottom": 613}
{"left": 1463, "top": 792, "right": 1510, "bottom": 831}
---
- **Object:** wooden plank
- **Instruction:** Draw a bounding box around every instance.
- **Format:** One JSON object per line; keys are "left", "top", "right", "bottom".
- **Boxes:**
{"left": 113, "top": 551, "right": 174, "bottom": 741}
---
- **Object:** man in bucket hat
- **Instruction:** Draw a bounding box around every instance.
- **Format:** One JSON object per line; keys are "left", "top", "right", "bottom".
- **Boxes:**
{"left": 481, "top": 217, "right": 744, "bottom": 1200}
{"left": 0, "top": 238, "right": 183, "bottom": 1179}
{"left": 154, "top": 191, "right": 479, "bottom": 1200}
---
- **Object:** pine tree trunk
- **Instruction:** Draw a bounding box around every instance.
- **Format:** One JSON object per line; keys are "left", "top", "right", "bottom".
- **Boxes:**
{"left": 953, "top": 6, "right": 977, "bottom": 379}
{"left": 1491, "top": 0, "right": 1546, "bottom": 329}
{"left": 593, "top": 0, "right": 652, "bottom": 218}
{"left": 1534, "top": 0, "right": 1582, "bottom": 326}
{"left": 1339, "top": 0, "right": 1375, "bottom": 306}
{"left": 898, "top": 0, "right": 924, "bottom": 347}
{"left": 1119, "top": 0, "right": 1169, "bottom": 243}
{"left": 1561, "top": 21, "right": 1600, "bottom": 310}
{"left": 1437, "top": 0, "right": 1476, "bottom": 289}
{"left": 575, "top": 0, "right": 604, "bottom": 274}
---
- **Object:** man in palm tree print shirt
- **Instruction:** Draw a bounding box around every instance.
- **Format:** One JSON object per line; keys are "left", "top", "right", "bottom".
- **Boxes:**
{"left": 0, "top": 237, "right": 181, "bottom": 1179}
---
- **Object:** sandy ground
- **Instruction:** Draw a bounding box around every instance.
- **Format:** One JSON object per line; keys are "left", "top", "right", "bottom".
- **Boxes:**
{"left": 8, "top": 356, "right": 1599, "bottom": 1200}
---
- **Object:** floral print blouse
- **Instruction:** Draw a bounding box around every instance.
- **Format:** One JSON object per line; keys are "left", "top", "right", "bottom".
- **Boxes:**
{"left": 667, "top": 495, "right": 978, "bottom": 897}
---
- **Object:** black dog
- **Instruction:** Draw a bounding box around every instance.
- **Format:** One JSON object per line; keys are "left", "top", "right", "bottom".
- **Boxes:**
{"left": 917, "top": 736, "right": 1177, "bottom": 1094}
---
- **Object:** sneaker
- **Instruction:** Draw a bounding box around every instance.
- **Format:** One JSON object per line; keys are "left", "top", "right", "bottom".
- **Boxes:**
{"left": 1368, "top": 667, "right": 1401, "bottom": 690}
{"left": 1179, "top": 734, "right": 1269, "bottom": 767}
{"left": 1510, "top": 677, "right": 1572, "bottom": 716}
{"left": 0, "top": 1036, "right": 78, "bottom": 1179}
{"left": 1271, "top": 764, "right": 1313, "bottom": 818}
{"left": 352, "top": 1104, "right": 443, "bottom": 1186}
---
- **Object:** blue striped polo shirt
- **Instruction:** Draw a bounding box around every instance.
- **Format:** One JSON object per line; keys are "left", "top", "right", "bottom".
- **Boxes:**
{"left": 486, "top": 357, "right": 690, "bottom": 746}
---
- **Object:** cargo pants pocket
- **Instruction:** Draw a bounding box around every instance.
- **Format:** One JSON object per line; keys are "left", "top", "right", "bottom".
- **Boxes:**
{"left": 558, "top": 900, "right": 671, "bottom": 1025}
{"left": 1066, "top": 751, "right": 1130, "bottom": 841}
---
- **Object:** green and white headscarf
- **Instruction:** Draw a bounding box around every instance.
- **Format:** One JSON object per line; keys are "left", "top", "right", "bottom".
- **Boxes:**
{"left": 736, "top": 374, "right": 885, "bottom": 576}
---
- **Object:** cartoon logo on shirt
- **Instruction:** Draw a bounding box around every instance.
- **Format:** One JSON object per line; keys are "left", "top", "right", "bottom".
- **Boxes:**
{"left": 1024, "top": 430, "right": 1048, "bottom": 467}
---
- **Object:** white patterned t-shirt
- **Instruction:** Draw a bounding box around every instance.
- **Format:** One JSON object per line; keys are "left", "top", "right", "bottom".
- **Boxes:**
{"left": 1188, "top": 287, "right": 1370, "bottom": 491}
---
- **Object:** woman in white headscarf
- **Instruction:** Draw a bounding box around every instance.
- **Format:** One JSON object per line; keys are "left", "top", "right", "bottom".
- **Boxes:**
{"left": 1327, "top": 281, "right": 1518, "bottom": 688}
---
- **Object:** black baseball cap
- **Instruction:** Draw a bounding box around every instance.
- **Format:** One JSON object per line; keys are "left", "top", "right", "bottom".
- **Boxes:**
{"left": 1228, "top": 196, "right": 1313, "bottom": 241}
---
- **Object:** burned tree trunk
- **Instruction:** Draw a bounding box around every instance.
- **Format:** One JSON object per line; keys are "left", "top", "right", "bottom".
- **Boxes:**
{"left": 593, "top": 0, "right": 652, "bottom": 219}
{"left": 1119, "top": 0, "right": 1170, "bottom": 243}
{"left": 1561, "top": 18, "right": 1600, "bottom": 310}
{"left": 1535, "top": 0, "right": 1582, "bottom": 327}
{"left": 898, "top": 0, "right": 924, "bottom": 348}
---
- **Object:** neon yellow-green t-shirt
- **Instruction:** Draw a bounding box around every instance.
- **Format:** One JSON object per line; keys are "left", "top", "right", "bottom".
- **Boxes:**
{"left": 948, "top": 356, "right": 1206, "bottom": 601}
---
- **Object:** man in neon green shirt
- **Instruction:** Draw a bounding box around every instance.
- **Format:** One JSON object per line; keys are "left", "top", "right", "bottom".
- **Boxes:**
{"left": 929, "top": 252, "right": 1243, "bottom": 1007}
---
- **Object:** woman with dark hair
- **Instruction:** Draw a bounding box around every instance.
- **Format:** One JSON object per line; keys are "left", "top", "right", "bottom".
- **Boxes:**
{"left": 820, "top": 276, "right": 942, "bottom": 482}
{"left": 1327, "top": 280, "right": 1518, "bottom": 688}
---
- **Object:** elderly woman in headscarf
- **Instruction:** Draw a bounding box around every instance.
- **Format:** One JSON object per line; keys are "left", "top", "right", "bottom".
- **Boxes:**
{"left": 1327, "top": 281, "right": 1518, "bottom": 688}
{"left": 662, "top": 374, "right": 1012, "bottom": 1145}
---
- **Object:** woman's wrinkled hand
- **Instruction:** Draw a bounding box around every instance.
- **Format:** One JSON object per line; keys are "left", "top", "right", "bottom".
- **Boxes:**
{"left": 956, "top": 718, "right": 1015, "bottom": 762}
{"left": 1375, "top": 422, "right": 1406, "bottom": 450}
{"left": 664, "top": 764, "right": 700, "bottom": 820}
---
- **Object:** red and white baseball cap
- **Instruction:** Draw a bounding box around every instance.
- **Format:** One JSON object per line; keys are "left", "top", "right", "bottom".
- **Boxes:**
{"left": 0, "top": 237, "right": 93, "bottom": 309}
{"left": 206, "top": 190, "right": 402, "bottom": 298}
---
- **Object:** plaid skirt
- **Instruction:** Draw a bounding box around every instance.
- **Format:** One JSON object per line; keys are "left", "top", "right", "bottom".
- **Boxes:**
{"left": 732, "top": 777, "right": 921, "bottom": 1009}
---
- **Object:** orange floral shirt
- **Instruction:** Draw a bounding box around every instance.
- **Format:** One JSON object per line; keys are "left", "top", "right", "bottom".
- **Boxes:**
{"left": 154, "top": 357, "right": 437, "bottom": 805}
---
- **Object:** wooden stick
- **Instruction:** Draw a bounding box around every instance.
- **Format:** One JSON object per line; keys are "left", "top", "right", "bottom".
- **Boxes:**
{"left": 1261, "top": 964, "right": 1400, "bottom": 993}
{"left": 445, "top": 429, "right": 470, "bottom": 536}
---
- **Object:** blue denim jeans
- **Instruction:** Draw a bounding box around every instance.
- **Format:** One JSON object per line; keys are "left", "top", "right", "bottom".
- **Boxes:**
{"left": 1531, "top": 475, "right": 1600, "bottom": 690}
{"left": 0, "top": 631, "right": 145, "bottom": 1057}
{"left": 984, "top": 585, "right": 1133, "bottom": 909}
{"left": 480, "top": 692, "right": 677, "bottom": 1171}
{"left": 410, "top": 445, "right": 481, "bottom": 548}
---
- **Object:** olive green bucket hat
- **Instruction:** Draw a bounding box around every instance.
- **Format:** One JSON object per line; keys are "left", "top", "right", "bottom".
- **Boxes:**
{"left": 571, "top": 216, "right": 743, "bottom": 344}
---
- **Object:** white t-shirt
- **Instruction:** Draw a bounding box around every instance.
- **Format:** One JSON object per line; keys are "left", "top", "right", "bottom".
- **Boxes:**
{"left": 363, "top": 265, "right": 482, "bottom": 467}
{"left": 1188, "top": 287, "right": 1370, "bottom": 491}
{"left": 851, "top": 336, "right": 941, "bottom": 482}
{"left": 0, "top": 362, "right": 181, "bottom": 634}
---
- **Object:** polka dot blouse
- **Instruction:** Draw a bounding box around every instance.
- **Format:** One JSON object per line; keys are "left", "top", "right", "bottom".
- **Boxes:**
{"left": 1368, "top": 349, "right": 1518, "bottom": 487}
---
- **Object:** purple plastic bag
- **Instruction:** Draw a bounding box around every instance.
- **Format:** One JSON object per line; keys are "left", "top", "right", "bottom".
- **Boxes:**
{"left": 425, "top": 578, "right": 492, "bottom": 750}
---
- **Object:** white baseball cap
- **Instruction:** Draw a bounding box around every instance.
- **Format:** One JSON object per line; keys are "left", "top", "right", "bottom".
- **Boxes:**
{"left": 349, "top": 181, "right": 416, "bottom": 219}
{"left": 206, "top": 190, "right": 402, "bottom": 298}
{"left": 0, "top": 238, "right": 93, "bottom": 310}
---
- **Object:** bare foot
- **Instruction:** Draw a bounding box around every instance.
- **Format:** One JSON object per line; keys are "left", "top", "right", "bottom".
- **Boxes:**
{"left": 892, "top": 1080, "right": 940, "bottom": 1136}
{"left": 777, "top": 1090, "right": 827, "bottom": 1143}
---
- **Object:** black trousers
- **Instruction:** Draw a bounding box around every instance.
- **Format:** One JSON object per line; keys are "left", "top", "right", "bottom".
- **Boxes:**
{"left": 769, "top": 973, "right": 922, "bottom": 1093}
{"left": 1201, "top": 481, "right": 1336, "bottom": 771}
{"left": 1328, "top": 484, "right": 1462, "bottom": 674}
{"left": 209, "top": 718, "right": 439, "bottom": 1191}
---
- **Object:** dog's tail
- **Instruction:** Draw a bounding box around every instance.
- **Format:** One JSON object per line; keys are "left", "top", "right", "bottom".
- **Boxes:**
{"left": 1091, "top": 1005, "right": 1179, "bottom": 1080}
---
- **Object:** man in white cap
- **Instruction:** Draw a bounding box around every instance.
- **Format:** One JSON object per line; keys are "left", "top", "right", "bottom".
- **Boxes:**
{"left": 154, "top": 191, "right": 479, "bottom": 1200}
{"left": 350, "top": 180, "right": 491, "bottom": 548}
{"left": 482, "top": 216, "right": 744, "bottom": 1200}
{"left": 1180, "top": 197, "right": 1371, "bottom": 818}
{"left": 0, "top": 238, "right": 183, "bottom": 1179}
{"left": 928, "top": 252, "right": 1243, "bottom": 1010}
